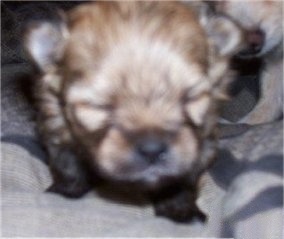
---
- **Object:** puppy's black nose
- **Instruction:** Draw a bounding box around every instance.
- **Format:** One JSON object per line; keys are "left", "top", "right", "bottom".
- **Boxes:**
{"left": 136, "top": 139, "right": 168, "bottom": 162}
{"left": 247, "top": 29, "right": 264, "bottom": 53}
{"left": 238, "top": 29, "right": 265, "bottom": 56}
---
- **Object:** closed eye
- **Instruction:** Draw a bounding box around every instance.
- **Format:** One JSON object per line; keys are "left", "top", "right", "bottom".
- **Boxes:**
{"left": 181, "top": 81, "right": 210, "bottom": 104}
{"left": 72, "top": 103, "right": 111, "bottom": 131}
{"left": 73, "top": 101, "right": 113, "bottom": 111}
{"left": 183, "top": 91, "right": 210, "bottom": 103}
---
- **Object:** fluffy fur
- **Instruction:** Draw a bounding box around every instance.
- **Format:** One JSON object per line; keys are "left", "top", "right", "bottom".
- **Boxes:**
{"left": 210, "top": 0, "right": 283, "bottom": 124}
{"left": 25, "top": 1, "right": 242, "bottom": 222}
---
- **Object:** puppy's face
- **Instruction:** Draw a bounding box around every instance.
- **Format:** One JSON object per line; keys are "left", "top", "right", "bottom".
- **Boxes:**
{"left": 25, "top": 2, "right": 242, "bottom": 189}
{"left": 63, "top": 2, "right": 211, "bottom": 188}
{"left": 77, "top": 70, "right": 203, "bottom": 188}
{"left": 213, "top": 0, "right": 283, "bottom": 57}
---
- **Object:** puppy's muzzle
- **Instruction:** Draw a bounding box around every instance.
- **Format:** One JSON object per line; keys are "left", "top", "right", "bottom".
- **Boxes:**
{"left": 136, "top": 137, "right": 169, "bottom": 163}
{"left": 237, "top": 28, "right": 265, "bottom": 57}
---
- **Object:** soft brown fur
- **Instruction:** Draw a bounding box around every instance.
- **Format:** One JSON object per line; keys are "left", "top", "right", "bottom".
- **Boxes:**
{"left": 25, "top": 1, "right": 242, "bottom": 222}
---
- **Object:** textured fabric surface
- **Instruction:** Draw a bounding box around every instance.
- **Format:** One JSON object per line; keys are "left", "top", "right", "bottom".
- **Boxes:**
{"left": 215, "top": 122, "right": 283, "bottom": 239}
{"left": 2, "top": 142, "right": 206, "bottom": 237}
{"left": 1, "top": 63, "right": 36, "bottom": 137}
{"left": 1, "top": 1, "right": 283, "bottom": 238}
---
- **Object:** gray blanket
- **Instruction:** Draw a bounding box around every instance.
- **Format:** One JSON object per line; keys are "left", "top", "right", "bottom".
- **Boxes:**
{"left": 1, "top": 2, "right": 283, "bottom": 238}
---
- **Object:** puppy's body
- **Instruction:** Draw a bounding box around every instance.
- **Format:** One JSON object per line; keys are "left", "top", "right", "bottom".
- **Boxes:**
{"left": 25, "top": 2, "right": 241, "bottom": 222}
{"left": 212, "top": 0, "right": 283, "bottom": 124}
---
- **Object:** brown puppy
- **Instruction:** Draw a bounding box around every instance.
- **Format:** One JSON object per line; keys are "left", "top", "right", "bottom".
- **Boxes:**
{"left": 210, "top": 0, "right": 283, "bottom": 124}
{"left": 24, "top": 2, "right": 242, "bottom": 222}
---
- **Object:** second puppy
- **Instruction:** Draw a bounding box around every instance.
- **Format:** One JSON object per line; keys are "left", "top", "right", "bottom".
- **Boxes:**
{"left": 211, "top": 0, "right": 283, "bottom": 124}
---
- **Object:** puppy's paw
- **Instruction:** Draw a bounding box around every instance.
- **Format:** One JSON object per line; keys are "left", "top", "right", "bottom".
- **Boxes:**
{"left": 47, "top": 180, "right": 91, "bottom": 198}
{"left": 153, "top": 191, "right": 206, "bottom": 223}
{"left": 47, "top": 146, "right": 93, "bottom": 198}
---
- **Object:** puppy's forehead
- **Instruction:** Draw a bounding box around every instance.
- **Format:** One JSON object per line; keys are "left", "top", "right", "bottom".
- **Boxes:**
{"left": 99, "top": 37, "right": 207, "bottom": 95}
{"left": 63, "top": 2, "right": 210, "bottom": 130}
{"left": 63, "top": 1, "right": 208, "bottom": 73}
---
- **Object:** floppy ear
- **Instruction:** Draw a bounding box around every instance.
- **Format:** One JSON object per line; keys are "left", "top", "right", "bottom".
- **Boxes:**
{"left": 24, "top": 17, "right": 69, "bottom": 72}
{"left": 199, "top": 6, "right": 243, "bottom": 57}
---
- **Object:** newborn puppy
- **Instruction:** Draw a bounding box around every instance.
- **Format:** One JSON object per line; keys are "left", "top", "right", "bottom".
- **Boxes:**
{"left": 210, "top": 0, "right": 283, "bottom": 124}
{"left": 24, "top": 2, "right": 241, "bottom": 222}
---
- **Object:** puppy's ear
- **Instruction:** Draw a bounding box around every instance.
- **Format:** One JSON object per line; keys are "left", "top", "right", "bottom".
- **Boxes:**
{"left": 199, "top": 5, "right": 243, "bottom": 57}
{"left": 24, "top": 15, "right": 69, "bottom": 72}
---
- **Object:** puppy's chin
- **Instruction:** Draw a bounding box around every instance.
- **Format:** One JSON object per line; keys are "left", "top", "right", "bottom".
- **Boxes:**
{"left": 93, "top": 153, "right": 193, "bottom": 191}
{"left": 98, "top": 166, "right": 188, "bottom": 191}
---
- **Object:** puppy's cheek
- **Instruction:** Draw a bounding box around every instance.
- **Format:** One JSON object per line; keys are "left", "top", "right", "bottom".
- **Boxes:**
{"left": 74, "top": 106, "right": 109, "bottom": 132}
{"left": 95, "top": 128, "right": 131, "bottom": 174}
{"left": 172, "top": 127, "right": 199, "bottom": 169}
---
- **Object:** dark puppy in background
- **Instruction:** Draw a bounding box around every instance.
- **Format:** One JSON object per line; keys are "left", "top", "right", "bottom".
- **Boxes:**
{"left": 24, "top": 1, "right": 242, "bottom": 222}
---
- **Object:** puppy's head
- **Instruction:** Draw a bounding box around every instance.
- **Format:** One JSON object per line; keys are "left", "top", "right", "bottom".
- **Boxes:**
{"left": 210, "top": 0, "right": 283, "bottom": 57}
{"left": 25, "top": 2, "right": 242, "bottom": 190}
